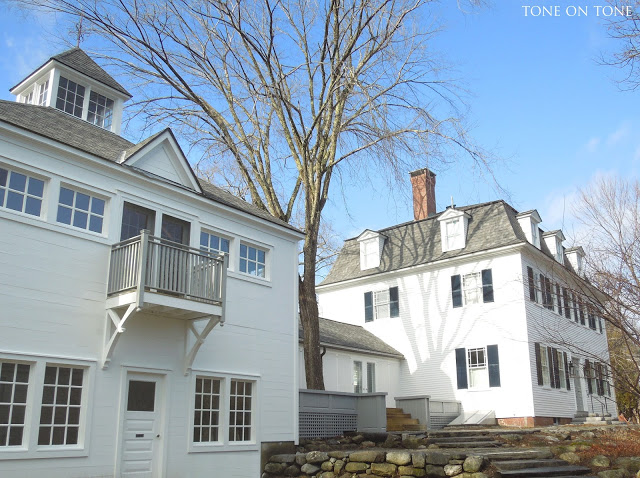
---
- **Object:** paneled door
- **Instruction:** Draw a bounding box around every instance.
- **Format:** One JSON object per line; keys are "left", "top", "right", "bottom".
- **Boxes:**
{"left": 120, "top": 373, "right": 164, "bottom": 477}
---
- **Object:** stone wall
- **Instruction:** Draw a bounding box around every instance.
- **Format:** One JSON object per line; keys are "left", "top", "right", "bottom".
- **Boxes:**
{"left": 262, "top": 450, "right": 488, "bottom": 478}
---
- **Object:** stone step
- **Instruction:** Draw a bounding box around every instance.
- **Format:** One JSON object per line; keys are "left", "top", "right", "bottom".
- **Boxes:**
{"left": 429, "top": 435, "right": 496, "bottom": 443}
{"left": 497, "top": 465, "right": 592, "bottom": 478}
{"left": 400, "top": 423, "right": 427, "bottom": 431}
{"left": 484, "top": 449, "right": 555, "bottom": 461}
{"left": 494, "top": 459, "right": 570, "bottom": 471}
{"left": 433, "top": 440, "right": 502, "bottom": 448}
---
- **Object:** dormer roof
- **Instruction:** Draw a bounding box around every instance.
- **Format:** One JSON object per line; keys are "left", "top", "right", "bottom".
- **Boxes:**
{"left": 10, "top": 48, "right": 131, "bottom": 98}
{"left": 542, "top": 229, "right": 566, "bottom": 241}
{"left": 437, "top": 207, "right": 471, "bottom": 222}
{"left": 516, "top": 209, "right": 542, "bottom": 223}
{"left": 356, "top": 229, "right": 387, "bottom": 241}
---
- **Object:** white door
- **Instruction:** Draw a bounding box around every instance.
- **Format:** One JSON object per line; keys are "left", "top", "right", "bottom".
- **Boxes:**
{"left": 120, "top": 373, "right": 164, "bottom": 477}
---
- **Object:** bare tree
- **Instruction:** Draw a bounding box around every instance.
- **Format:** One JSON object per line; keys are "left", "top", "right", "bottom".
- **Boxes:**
{"left": 603, "top": 1, "right": 640, "bottom": 89}
{"left": 576, "top": 177, "right": 640, "bottom": 416}
{"left": 13, "top": 0, "right": 495, "bottom": 389}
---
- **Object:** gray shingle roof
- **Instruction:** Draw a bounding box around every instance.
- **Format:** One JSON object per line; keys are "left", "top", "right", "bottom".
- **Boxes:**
{"left": 0, "top": 100, "right": 300, "bottom": 233}
{"left": 320, "top": 201, "right": 529, "bottom": 286}
{"left": 300, "top": 317, "right": 403, "bottom": 358}
{"left": 52, "top": 48, "right": 131, "bottom": 97}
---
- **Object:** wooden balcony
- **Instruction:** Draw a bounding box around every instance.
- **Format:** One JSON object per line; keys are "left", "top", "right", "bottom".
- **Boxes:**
{"left": 106, "top": 230, "right": 227, "bottom": 320}
{"left": 103, "top": 230, "right": 227, "bottom": 371}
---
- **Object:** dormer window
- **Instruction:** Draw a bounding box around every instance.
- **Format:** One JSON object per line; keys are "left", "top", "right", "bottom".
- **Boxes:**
{"left": 438, "top": 207, "right": 470, "bottom": 252}
{"left": 446, "top": 218, "right": 463, "bottom": 250}
{"left": 357, "top": 230, "right": 386, "bottom": 271}
{"left": 56, "top": 76, "right": 85, "bottom": 118}
{"left": 531, "top": 223, "right": 539, "bottom": 248}
{"left": 88, "top": 91, "right": 114, "bottom": 129}
{"left": 542, "top": 230, "right": 565, "bottom": 264}
{"left": 516, "top": 210, "right": 542, "bottom": 248}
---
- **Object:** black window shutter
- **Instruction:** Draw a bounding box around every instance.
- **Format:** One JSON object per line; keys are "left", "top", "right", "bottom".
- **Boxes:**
{"left": 482, "top": 269, "right": 494, "bottom": 303}
{"left": 596, "top": 362, "right": 604, "bottom": 396}
{"left": 451, "top": 275, "right": 462, "bottom": 308}
{"left": 547, "top": 347, "right": 558, "bottom": 388}
{"left": 588, "top": 306, "right": 596, "bottom": 330}
{"left": 487, "top": 344, "right": 500, "bottom": 387}
{"left": 555, "top": 284, "right": 562, "bottom": 315}
{"left": 389, "top": 286, "right": 399, "bottom": 317}
{"left": 563, "top": 288, "right": 571, "bottom": 319}
{"left": 545, "top": 277, "right": 553, "bottom": 310}
{"left": 364, "top": 292, "right": 373, "bottom": 323}
{"left": 585, "top": 360, "right": 593, "bottom": 394}
{"left": 552, "top": 348, "right": 561, "bottom": 389}
{"left": 534, "top": 343, "right": 543, "bottom": 386}
{"left": 572, "top": 292, "right": 579, "bottom": 323}
{"left": 455, "top": 348, "right": 468, "bottom": 389}
{"left": 527, "top": 267, "right": 536, "bottom": 301}
{"left": 563, "top": 352, "right": 571, "bottom": 391}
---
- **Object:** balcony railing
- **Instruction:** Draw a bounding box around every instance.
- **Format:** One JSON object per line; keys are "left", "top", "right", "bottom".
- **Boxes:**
{"left": 107, "top": 230, "right": 227, "bottom": 307}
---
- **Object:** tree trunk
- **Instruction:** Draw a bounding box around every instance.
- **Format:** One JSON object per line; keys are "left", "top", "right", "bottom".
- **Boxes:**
{"left": 299, "top": 224, "right": 325, "bottom": 390}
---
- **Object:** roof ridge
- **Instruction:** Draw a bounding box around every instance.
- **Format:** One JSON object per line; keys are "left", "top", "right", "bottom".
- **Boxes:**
{"left": 344, "top": 199, "right": 508, "bottom": 241}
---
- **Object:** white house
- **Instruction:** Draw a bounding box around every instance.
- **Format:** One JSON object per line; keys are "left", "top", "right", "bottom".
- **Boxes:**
{"left": 316, "top": 168, "right": 615, "bottom": 427}
{"left": 0, "top": 48, "right": 303, "bottom": 477}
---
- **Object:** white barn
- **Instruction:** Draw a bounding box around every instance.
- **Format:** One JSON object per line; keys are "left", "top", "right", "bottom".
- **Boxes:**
{"left": 316, "top": 168, "right": 616, "bottom": 427}
{"left": 0, "top": 48, "right": 302, "bottom": 477}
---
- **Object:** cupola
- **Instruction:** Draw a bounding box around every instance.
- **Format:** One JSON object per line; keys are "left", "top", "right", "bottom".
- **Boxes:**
{"left": 9, "top": 48, "right": 131, "bottom": 135}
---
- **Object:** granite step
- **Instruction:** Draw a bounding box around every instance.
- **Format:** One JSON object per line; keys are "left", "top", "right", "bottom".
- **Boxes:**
{"left": 429, "top": 435, "right": 497, "bottom": 443}
{"left": 484, "top": 449, "right": 555, "bottom": 461}
{"left": 494, "top": 459, "right": 573, "bottom": 471}
{"left": 497, "top": 465, "right": 592, "bottom": 478}
{"left": 433, "top": 440, "right": 502, "bottom": 448}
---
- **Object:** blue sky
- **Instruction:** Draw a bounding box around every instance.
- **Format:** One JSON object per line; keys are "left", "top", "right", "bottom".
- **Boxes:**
{"left": 1, "top": 1, "right": 638, "bottom": 248}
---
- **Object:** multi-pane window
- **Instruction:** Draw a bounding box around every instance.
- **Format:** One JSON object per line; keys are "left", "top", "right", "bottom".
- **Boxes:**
{"left": 239, "top": 244, "right": 266, "bottom": 277}
{"left": 353, "top": 361, "right": 362, "bottom": 393}
{"left": 463, "top": 272, "right": 481, "bottom": 305}
{"left": 87, "top": 91, "right": 114, "bottom": 130}
{"left": 193, "top": 377, "right": 221, "bottom": 444}
{"left": 57, "top": 187, "right": 105, "bottom": 234}
{"left": 25, "top": 90, "right": 35, "bottom": 105}
{"left": 200, "top": 232, "right": 230, "bottom": 257}
{"left": 364, "top": 287, "right": 399, "bottom": 322}
{"left": 366, "top": 363, "right": 376, "bottom": 393}
{"left": 38, "top": 80, "right": 50, "bottom": 106}
{"left": 374, "top": 290, "right": 391, "bottom": 320}
{"left": 467, "top": 347, "right": 488, "bottom": 388}
{"left": 228, "top": 380, "right": 252, "bottom": 442}
{"left": 557, "top": 350, "right": 566, "bottom": 389}
{"left": 56, "top": 77, "right": 85, "bottom": 118}
{"left": 0, "top": 167, "right": 44, "bottom": 216}
{"left": 539, "top": 345, "right": 550, "bottom": 387}
{"left": 445, "top": 218, "right": 462, "bottom": 250}
{"left": 0, "top": 362, "right": 30, "bottom": 447}
{"left": 38, "top": 366, "right": 83, "bottom": 446}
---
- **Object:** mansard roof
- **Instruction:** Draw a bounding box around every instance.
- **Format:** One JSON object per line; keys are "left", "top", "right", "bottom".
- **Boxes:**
{"left": 300, "top": 317, "right": 403, "bottom": 358}
{"left": 0, "top": 100, "right": 299, "bottom": 233}
{"left": 320, "top": 200, "right": 531, "bottom": 286}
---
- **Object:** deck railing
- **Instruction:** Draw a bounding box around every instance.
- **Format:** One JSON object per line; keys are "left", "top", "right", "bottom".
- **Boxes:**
{"left": 107, "top": 230, "right": 227, "bottom": 306}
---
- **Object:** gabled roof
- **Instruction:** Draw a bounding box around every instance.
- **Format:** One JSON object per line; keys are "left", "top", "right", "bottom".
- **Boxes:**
{"left": 300, "top": 317, "right": 403, "bottom": 358}
{"left": 11, "top": 48, "right": 131, "bottom": 97}
{"left": 0, "top": 100, "right": 300, "bottom": 233}
{"left": 320, "top": 200, "right": 529, "bottom": 286}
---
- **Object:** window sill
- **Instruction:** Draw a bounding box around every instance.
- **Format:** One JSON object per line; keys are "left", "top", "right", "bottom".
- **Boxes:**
{"left": 188, "top": 441, "right": 258, "bottom": 453}
{"left": 0, "top": 445, "right": 88, "bottom": 460}
{"left": 227, "top": 270, "right": 272, "bottom": 287}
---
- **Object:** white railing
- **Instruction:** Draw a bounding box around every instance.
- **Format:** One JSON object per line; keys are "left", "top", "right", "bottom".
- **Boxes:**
{"left": 107, "top": 230, "right": 226, "bottom": 306}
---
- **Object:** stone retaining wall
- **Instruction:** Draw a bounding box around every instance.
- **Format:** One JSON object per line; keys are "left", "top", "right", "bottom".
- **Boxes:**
{"left": 262, "top": 450, "right": 488, "bottom": 478}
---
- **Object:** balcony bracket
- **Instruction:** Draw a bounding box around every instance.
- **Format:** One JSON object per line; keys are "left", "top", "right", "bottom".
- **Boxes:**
{"left": 184, "top": 315, "right": 221, "bottom": 375}
{"left": 102, "top": 304, "right": 139, "bottom": 369}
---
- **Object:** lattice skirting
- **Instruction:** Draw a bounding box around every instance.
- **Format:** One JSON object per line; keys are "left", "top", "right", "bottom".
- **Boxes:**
{"left": 299, "top": 412, "right": 357, "bottom": 438}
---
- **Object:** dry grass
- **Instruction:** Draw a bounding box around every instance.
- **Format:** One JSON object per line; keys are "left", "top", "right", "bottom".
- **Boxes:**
{"left": 576, "top": 428, "right": 640, "bottom": 461}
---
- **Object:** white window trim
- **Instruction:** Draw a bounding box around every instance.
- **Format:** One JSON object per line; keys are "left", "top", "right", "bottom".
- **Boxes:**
{"left": 55, "top": 183, "right": 108, "bottom": 237}
{"left": 0, "top": 163, "right": 48, "bottom": 219}
{"left": 0, "top": 353, "right": 94, "bottom": 460}
{"left": 187, "top": 371, "right": 259, "bottom": 453}
{"left": 238, "top": 241, "right": 269, "bottom": 280}
{"left": 466, "top": 346, "right": 489, "bottom": 390}
{"left": 462, "top": 272, "right": 482, "bottom": 306}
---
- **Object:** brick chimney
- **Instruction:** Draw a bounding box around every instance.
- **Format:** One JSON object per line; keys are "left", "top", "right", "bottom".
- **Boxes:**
{"left": 410, "top": 168, "right": 436, "bottom": 220}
